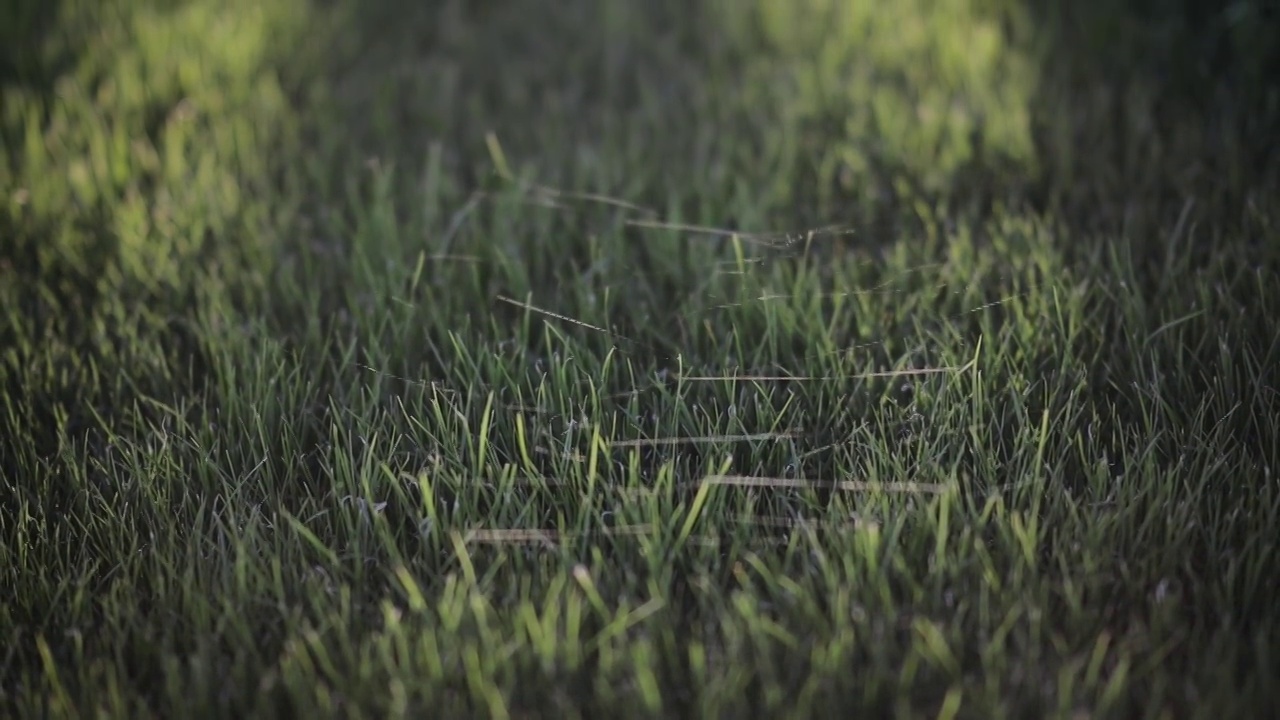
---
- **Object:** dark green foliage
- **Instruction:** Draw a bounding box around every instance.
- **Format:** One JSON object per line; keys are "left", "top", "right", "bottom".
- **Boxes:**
{"left": 2, "top": 1, "right": 1277, "bottom": 717}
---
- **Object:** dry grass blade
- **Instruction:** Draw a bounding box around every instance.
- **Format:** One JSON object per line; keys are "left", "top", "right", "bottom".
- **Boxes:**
{"left": 676, "top": 365, "right": 968, "bottom": 382}
{"left": 523, "top": 185, "right": 659, "bottom": 215}
{"left": 464, "top": 524, "right": 656, "bottom": 545}
{"left": 624, "top": 217, "right": 854, "bottom": 248}
{"left": 701, "top": 475, "right": 949, "bottom": 494}
{"left": 731, "top": 514, "right": 880, "bottom": 531}
{"left": 496, "top": 295, "right": 626, "bottom": 340}
{"left": 607, "top": 432, "right": 796, "bottom": 448}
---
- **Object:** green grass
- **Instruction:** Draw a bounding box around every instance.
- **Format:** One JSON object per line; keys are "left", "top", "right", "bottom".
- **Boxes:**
{"left": 2, "top": 0, "right": 1278, "bottom": 717}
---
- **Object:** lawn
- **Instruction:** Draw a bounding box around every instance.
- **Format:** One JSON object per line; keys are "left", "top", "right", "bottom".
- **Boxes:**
{"left": 2, "top": 0, "right": 1278, "bottom": 717}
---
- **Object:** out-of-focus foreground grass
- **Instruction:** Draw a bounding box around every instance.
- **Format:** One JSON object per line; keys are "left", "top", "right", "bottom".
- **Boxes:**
{"left": 2, "top": 0, "right": 1277, "bottom": 717}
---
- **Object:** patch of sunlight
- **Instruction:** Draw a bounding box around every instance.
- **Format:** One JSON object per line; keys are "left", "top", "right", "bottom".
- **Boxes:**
{"left": 709, "top": 0, "right": 1039, "bottom": 207}
{"left": 4, "top": 0, "right": 320, "bottom": 297}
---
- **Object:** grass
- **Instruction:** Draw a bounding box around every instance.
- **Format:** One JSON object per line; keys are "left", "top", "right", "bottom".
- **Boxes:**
{"left": 2, "top": 0, "right": 1278, "bottom": 717}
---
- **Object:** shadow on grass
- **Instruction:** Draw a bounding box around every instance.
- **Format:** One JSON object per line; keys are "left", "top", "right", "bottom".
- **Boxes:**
{"left": 1023, "top": 0, "right": 1280, "bottom": 234}
{"left": 0, "top": 0, "right": 63, "bottom": 93}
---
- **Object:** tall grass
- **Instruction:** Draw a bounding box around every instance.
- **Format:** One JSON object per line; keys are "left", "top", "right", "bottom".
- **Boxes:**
{"left": 3, "top": 0, "right": 1277, "bottom": 717}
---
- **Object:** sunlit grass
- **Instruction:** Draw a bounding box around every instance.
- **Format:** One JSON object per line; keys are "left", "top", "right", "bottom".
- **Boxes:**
{"left": 2, "top": 0, "right": 1277, "bottom": 718}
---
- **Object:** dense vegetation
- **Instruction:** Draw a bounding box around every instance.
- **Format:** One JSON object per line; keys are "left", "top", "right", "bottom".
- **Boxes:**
{"left": 2, "top": 0, "right": 1277, "bottom": 717}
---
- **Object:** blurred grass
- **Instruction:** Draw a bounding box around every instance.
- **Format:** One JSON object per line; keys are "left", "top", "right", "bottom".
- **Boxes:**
{"left": 2, "top": 0, "right": 1278, "bottom": 717}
